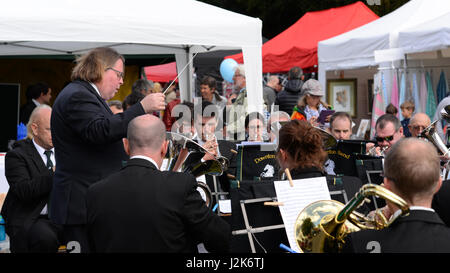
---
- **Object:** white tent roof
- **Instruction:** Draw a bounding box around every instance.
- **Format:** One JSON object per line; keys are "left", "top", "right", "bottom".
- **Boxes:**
{"left": 397, "top": 11, "right": 450, "bottom": 55}
{"left": 0, "top": 0, "right": 263, "bottom": 109}
{"left": 317, "top": 0, "right": 450, "bottom": 88}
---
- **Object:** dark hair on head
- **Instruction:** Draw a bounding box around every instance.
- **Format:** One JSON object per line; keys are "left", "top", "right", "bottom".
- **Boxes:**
{"left": 175, "top": 101, "right": 194, "bottom": 122}
{"left": 330, "top": 112, "right": 352, "bottom": 129}
{"left": 27, "top": 82, "right": 50, "bottom": 100}
{"left": 195, "top": 100, "right": 219, "bottom": 119}
{"left": 288, "top": 66, "right": 303, "bottom": 80}
{"left": 385, "top": 103, "right": 398, "bottom": 115}
{"left": 200, "top": 75, "right": 223, "bottom": 102}
{"left": 278, "top": 119, "right": 327, "bottom": 170}
{"left": 245, "top": 112, "right": 266, "bottom": 129}
{"left": 376, "top": 113, "right": 401, "bottom": 131}
{"left": 132, "top": 79, "right": 153, "bottom": 94}
{"left": 122, "top": 92, "right": 145, "bottom": 111}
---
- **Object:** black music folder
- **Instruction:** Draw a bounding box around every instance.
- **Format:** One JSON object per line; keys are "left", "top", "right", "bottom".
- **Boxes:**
{"left": 235, "top": 142, "right": 279, "bottom": 181}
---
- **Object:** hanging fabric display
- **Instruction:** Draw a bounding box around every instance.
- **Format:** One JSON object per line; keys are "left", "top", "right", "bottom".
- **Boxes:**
{"left": 419, "top": 71, "right": 428, "bottom": 115}
{"left": 436, "top": 70, "right": 448, "bottom": 104}
{"left": 399, "top": 71, "right": 406, "bottom": 120}
{"left": 426, "top": 71, "right": 437, "bottom": 119}
{"left": 370, "top": 72, "right": 385, "bottom": 139}
{"left": 390, "top": 69, "right": 399, "bottom": 117}
{"left": 412, "top": 72, "right": 421, "bottom": 113}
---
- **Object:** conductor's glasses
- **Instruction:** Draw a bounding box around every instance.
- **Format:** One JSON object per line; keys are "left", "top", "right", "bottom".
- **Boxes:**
{"left": 106, "top": 67, "right": 125, "bottom": 80}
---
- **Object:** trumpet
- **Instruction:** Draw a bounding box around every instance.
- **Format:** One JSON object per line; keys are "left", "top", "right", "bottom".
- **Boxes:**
{"left": 294, "top": 184, "right": 409, "bottom": 253}
{"left": 367, "top": 145, "right": 388, "bottom": 157}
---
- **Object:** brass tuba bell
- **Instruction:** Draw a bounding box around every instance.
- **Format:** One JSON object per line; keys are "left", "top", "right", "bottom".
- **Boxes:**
{"left": 294, "top": 184, "right": 409, "bottom": 253}
{"left": 164, "top": 132, "right": 229, "bottom": 177}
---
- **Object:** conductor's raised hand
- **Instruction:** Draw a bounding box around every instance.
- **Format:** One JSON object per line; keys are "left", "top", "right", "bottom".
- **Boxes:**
{"left": 140, "top": 93, "right": 166, "bottom": 113}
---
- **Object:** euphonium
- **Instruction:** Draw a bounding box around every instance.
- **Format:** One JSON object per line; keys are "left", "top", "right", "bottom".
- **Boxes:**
{"left": 164, "top": 132, "right": 229, "bottom": 177}
{"left": 294, "top": 184, "right": 409, "bottom": 253}
{"left": 419, "top": 120, "right": 450, "bottom": 157}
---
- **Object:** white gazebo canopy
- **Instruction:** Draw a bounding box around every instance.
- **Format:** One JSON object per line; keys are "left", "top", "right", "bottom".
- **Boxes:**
{"left": 0, "top": 0, "right": 263, "bottom": 110}
{"left": 318, "top": 0, "right": 450, "bottom": 89}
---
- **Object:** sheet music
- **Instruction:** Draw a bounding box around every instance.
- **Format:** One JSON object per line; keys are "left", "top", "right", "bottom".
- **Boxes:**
{"left": 274, "top": 177, "right": 331, "bottom": 253}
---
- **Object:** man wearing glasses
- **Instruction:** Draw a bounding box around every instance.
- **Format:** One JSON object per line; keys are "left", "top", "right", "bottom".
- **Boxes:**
{"left": 408, "top": 112, "right": 431, "bottom": 138}
{"left": 368, "top": 114, "right": 404, "bottom": 157}
{"left": 50, "top": 47, "right": 166, "bottom": 252}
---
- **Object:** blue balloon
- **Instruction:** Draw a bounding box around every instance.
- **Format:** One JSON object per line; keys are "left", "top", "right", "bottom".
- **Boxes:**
{"left": 220, "top": 58, "right": 238, "bottom": 83}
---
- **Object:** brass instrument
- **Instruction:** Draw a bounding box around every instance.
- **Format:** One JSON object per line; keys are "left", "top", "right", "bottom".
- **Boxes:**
{"left": 196, "top": 182, "right": 213, "bottom": 209}
{"left": 367, "top": 145, "right": 388, "bottom": 157}
{"left": 164, "top": 132, "right": 229, "bottom": 177}
{"left": 294, "top": 184, "right": 409, "bottom": 253}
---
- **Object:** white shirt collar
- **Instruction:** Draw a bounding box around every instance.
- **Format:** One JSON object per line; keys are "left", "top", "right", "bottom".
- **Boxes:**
{"left": 32, "top": 99, "right": 41, "bottom": 106}
{"left": 391, "top": 206, "right": 435, "bottom": 220}
{"left": 32, "top": 138, "right": 55, "bottom": 165}
{"left": 130, "top": 155, "right": 159, "bottom": 170}
{"left": 89, "top": 82, "right": 102, "bottom": 98}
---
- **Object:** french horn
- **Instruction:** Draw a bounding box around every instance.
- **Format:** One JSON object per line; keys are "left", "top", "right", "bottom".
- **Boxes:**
{"left": 164, "top": 132, "right": 229, "bottom": 177}
{"left": 294, "top": 184, "right": 409, "bottom": 253}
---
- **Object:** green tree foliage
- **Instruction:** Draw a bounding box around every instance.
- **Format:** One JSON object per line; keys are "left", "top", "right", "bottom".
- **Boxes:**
{"left": 199, "top": 0, "right": 410, "bottom": 39}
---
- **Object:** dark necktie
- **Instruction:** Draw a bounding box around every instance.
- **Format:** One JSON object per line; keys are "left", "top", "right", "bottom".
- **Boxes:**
{"left": 44, "top": 150, "right": 53, "bottom": 169}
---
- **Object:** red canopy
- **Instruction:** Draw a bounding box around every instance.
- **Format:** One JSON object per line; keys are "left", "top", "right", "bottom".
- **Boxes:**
{"left": 226, "top": 1, "right": 379, "bottom": 73}
{"left": 143, "top": 62, "right": 178, "bottom": 83}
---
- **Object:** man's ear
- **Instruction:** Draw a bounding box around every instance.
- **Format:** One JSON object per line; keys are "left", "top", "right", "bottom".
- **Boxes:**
{"left": 31, "top": 122, "right": 38, "bottom": 136}
{"left": 434, "top": 177, "right": 443, "bottom": 194}
{"left": 123, "top": 138, "right": 130, "bottom": 156}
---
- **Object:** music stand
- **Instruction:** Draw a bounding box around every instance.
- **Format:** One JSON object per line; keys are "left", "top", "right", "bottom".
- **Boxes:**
{"left": 366, "top": 170, "right": 384, "bottom": 210}
{"left": 231, "top": 197, "right": 285, "bottom": 253}
{"left": 230, "top": 183, "right": 349, "bottom": 253}
{"left": 211, "top": 176, "right": 230, "bottom": 216}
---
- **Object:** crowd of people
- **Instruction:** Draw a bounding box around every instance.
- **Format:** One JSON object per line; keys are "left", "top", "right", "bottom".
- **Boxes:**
{"left": 2, "top": 46, "right": 450, "bottom": 254}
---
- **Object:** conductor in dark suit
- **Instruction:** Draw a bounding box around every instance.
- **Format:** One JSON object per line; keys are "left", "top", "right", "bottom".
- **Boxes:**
{"left": 1, "top": 105, "right": 61, "bottom": 252}
{"left": 50, "top": 47, "right": 166, "bottom": 252}
{"left": 86, "top": 114, "right": 230, "bottom": 252}
{"left": 344, "top": 138, "right": 450, "bottom": 253}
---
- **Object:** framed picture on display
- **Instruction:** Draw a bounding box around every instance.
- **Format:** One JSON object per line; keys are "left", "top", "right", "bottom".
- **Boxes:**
{"left": 327, "top": 79, "right": 357, "bottom": 117}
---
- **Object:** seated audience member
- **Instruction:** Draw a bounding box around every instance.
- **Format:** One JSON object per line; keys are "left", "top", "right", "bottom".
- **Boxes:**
{"left": 131, "top": 79, "right": 153, "bottom": 96}
{"left": 400, "top": 101, "right": 415, "bottom": 137}
{"left": 171, "top": 101, "right": 196, "bottom": 139}
{"left": 408, "top": 112, "right": 431, "bottom": 138}
{"left": 385, "top": 103, "right": 398, "bottom": 116}
{"left": 199, "top": 76, "right": 227, "bottom": 112}
{"left": 267, "top": 111, "right": 290, "bottom": 143}
{"left": 244, "top": 112, "right": 266, "bottom": 142}
{"left": 329, "top": 112, "right": 352, "bottom": 140}
{"left": 20, "top": 82, "right": 52, "bottom": 125}
{"left": 86, "top": 115, "right": 230, "bottom": 252}
{"left": 108, "top": 100, "right": 123, "bottom": 114}
{"left": 122, "top": 92, "right": 145, "bottom": 111}
{"left": 1, "top": 105, "right": 62, "bottom": 252}
{"left": 343, "top": 138, "right": 450, "bottom": 253}
{"left": 291, "top": 79, "right": 332, "bottom": 127}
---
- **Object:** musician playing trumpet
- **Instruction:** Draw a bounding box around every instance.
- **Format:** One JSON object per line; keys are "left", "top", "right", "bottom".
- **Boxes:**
{"left": 366, "top": 114, "right": 404, "bottom": 157}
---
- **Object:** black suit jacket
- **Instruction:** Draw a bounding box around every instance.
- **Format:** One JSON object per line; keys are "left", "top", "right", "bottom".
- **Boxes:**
{"left": 0, "top": 139, "right": 53, "bottom": 251}
{"left": 432, "top": 179, "right": 450, "bottom": 227}
{"left": 86, "top": 158, "right": 231, "bottom": 253}
{"left": 344, "top": 210, "right": 450, "bottom": 253}
{"left": 50, "top": 80, "right": 146, "bottom": 225}
{"left": 19, "top": 101, "right": 36, "bottom": 125}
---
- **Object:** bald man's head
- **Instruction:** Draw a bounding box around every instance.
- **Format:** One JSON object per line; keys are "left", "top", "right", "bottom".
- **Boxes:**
{"left": 127, "top": 114, "right": 166, "bottom": 154}
{"left": 384, "top": 137, "right": 440, "bottom": 204}
{"left": 408, "top": 112, "right": 431, "bottom": 137}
